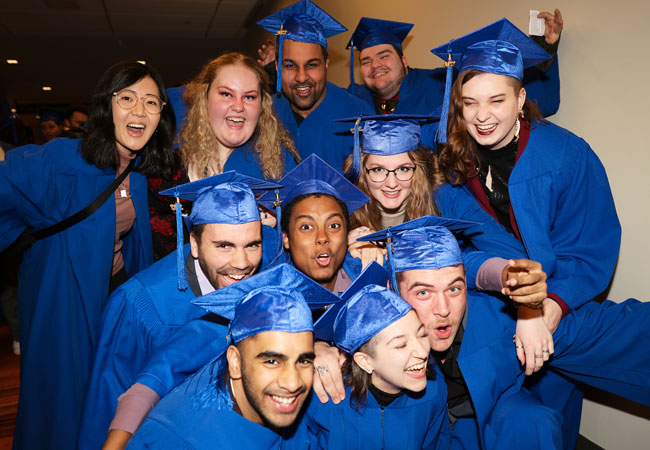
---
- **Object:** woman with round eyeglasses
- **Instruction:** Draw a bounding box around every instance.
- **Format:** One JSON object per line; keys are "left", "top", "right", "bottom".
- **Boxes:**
{"left": 147, "top": 52, "right": 300, "bottom": 260}
{"left": 0, "top": 60, "right": 176, "bottom": 450}
{"left": 341, "top": 116, "right": 534, "bottom": 285}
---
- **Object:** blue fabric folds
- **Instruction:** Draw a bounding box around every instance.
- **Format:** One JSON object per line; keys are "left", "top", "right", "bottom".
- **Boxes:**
{"left": 332, "top": 284, "right": 412, "bottom": 353}
{"left": 460, "top": 40, "right": 524, "bottom": 80}
{"left": 257, "top": 154, "right": 369, "bottom": 215}
{"left": 192, "top": 263, "right": 340, "bottom": 342}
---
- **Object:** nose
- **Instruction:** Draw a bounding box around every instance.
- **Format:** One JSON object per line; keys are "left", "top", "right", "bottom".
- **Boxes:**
{"left": 315, "top": 227, "right": 330, "bottom": 245}
{"left": 132, "top": 98, "right": 146, "bottom": 116}
{"left": 294, "top": 65, "right": 308, "bottom": 84}
{"left": 231, "top": 96, "right": 244, "bottom": 112}
{"left": 229, "top": 247, "right": 250, "bottom": 270}
{"left": 277, "top": 364, "right": 302, "bottom": 393}
{"left": 475, "top": 104, "right": 490, "bottom": 122}
{"left": 384, "top": 171, "right": 399, "bottom": 188}
{"left": 431, "top": 293, "right": 451, "bottom": 318}
{"left": 410, "top": 336, "right": 430, "bottom": 359}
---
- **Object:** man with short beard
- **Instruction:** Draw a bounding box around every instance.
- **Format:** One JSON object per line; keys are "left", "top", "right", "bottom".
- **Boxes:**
{"left": 79, "top": 172, "right": 280, "bottom": 449}
{"left": 347, "top": 12, "right": 564, "bottom": 118}
{"left": 257, "top": 0, "right": 373, "bottom": 172}
{"left": 127, "top": 264, "right": 340, "bottom": 449}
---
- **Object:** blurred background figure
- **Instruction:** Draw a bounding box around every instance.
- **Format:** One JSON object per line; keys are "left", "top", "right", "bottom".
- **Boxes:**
{"left": 38, "top": 107, "right": 64, "bottom": 142}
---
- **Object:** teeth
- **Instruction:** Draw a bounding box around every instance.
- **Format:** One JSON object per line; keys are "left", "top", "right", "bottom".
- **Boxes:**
{"left": 227, "top": 117, "right": 244, "bottom": 123}
{"left": 127, "top": 123, "right": 144, "bottom": 129}
{"left": 477, "top": 124, "right": 496, "bottom": 131}
{"left": 227, "top": 274, "right": 245, "bottom": 280}
{"left": 406, "top": 362, "right": 425, "bottom": 371}
{"left": 296, "top": 87, "right": 310, "bottom": 92}
{"left": 271, "top": 395, "right": 296, "bottom": 406}
{"left": 318, "top": 254, "right": 329, "bottom": 258}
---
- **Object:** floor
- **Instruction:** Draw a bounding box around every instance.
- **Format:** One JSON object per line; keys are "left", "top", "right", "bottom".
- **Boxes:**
{"left": 0, "top": 324, "right": 18, "bottom": 450}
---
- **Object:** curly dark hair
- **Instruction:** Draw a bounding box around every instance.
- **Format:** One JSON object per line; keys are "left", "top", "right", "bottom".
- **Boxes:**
{"left": 81, "top": 60, "right": 177, "bottom": 178}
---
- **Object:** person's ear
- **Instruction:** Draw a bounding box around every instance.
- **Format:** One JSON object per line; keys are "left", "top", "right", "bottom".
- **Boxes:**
{"left": 283, "top": 232, "right": 290, "bottom": 251}
{"left": 190, "top": 232, "right": 200, "bottom": 259}
{"left": 353, "top": 351, "right": 374, "bottom": 375}
{"left": 227, "top": 345, "right": 242, "bottom": 380}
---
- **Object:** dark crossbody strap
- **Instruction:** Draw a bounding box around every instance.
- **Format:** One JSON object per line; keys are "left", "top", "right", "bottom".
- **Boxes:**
{"left": 7, "top": 158, "right": 136, "bottom": 256}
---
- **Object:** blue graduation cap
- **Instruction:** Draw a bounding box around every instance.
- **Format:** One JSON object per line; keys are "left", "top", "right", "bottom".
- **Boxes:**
{"left": 358, "top": 215, "right": 480, "bottom": 293}
{"left": 159, "top": 171, "right": 282, "bottom": 290}
{"left": 336, "top": 114, "right": 439, "bottom": 182}
{"left": 429, "top": 18, "right": 551, "bottom": 144}
{"left": 192, "top": 263, "right": 340, "bottom": 343}
{"left": 257, "top": 154, "right": 369, "bottom": 258}
{"left": 38, "top": 107, "right": 64, "bottom": 124}
{"left": 257, "top": 0, "right": 347, "bottom": 92}
{"left": 324, "top": 283, "right": 412, "bottom": 353}
{"left": 346, "top": 17, "right": 414, "bottom": 92}
{"left": 313, "top": 261, "right": 390, "bottom": 344}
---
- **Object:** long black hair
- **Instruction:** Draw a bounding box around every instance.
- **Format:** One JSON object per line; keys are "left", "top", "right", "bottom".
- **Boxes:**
{"left": 81, "top": 60, "right": 177, "bottom": 178}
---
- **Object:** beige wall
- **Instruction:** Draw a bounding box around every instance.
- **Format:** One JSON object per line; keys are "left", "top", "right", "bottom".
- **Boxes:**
{"left": 248, "top": 0, "right": 650, "bottom": 447}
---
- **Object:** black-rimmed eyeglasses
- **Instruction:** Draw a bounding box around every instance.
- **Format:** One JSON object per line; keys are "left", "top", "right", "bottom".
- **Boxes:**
{"left": 364, "top": 166, "right": 416, "bottom": 182}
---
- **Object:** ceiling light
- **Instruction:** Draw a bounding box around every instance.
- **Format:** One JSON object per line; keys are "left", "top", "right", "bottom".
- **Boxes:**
{"left": 137, "top": 60, "right": 146, "bottom": 65}
{"left": 42, "top": 86, "right": 52, "bottom": 91}
{"left": 6, "top": 59, "right": 18, "bottom": 64}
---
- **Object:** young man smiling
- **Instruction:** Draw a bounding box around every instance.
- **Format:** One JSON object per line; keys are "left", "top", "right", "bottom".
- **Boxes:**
{"left": 79, "top": 173, "right": 280, "bottom": 449}
{"left": 347, "top": 12, "right": 564, "bottom": 118}
{"left": 257, "top": 0, "right": 373, "bottom": 172}
{"left": 127, "top": 264, "right": 340, "bottom": 449}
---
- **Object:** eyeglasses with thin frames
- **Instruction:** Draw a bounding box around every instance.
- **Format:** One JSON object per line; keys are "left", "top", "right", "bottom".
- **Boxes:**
{"left": 113, "top": 89, "right": 165, "bottom": 114}
{"left": 364, "top": 166, "right": 416, "bottom": 183}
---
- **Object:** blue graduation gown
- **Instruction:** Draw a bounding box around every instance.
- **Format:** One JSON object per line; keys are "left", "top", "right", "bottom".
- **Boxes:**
{"left": 435, "top": 121, "right": 621, "bottom": 311}
{"left": 224, "top": 141, "right": 298, "bottom": 179}
{"left": 0, "top": 138, "right": 153, "bottom": 450}
{"left": 349, "top": 58, "right": 560, "bottom": 117}
{"left": 273, "top": 82, "right": 374, "bottom": 172}
{"left": 436, "top": 121, "right": 620, "bottom": 448}
{"left": 78, "top": 245, "right": 220, "bottom": 448}
{"left": 452, "top": 291, "right": 650, "bottom": 450}
{"left": 127, "top": 358, "right": 312, "bottom": 450}
{"left": 433, "top": 185, "right": 529, "bottom": 289}
{"left": 304, "top": 375, "right": 449, "bottom": 450}
{"left": 80, "top": 231, "right": 282, "bottom": 448}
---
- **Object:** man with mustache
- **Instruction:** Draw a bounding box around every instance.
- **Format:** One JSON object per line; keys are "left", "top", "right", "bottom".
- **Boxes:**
{"left": 127, "top": 264, "right": 340, "bottom": 449}
{"left": 257, "top": 0, "right": 373, "bottom": 172}
{"left": 346, "top": 12, "right": 564, "bottom": 117}
{"left": 79, "top": 172, "right": 280, "bottom": 449}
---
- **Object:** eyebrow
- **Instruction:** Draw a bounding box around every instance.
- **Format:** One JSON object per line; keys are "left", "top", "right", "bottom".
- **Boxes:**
{"left": 386, "top": 334, "right": 406, "bottom": 345}
{"left": 212, "top": 240, "right": 234, "bottom": 247}
{"left": 245, "top": 239, "right": 262, "bottom": 247}
{"left": 256, "top": 351, "right": 287, "bottom": 361}
{"left": 282, "top": 57, "right": 322, "bottom": 65}
{"left": 407, "top": 276, "right": 465, "bottom": 291}
{"left": 215, "top": 86, "right": 259, "bottom": 94}
{"left": 299, "top": 351, "right": 316, "bottom": 360}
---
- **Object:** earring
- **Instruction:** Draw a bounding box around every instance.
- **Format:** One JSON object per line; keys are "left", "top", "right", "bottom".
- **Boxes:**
{"left": 518, "top": 108, "right": 524, "bottom": 118}
{"left": 513, "top": 117, "right": 521, "bottom": 142}
{"left": 366, "top": 368, "right": 373, "bottom": 375}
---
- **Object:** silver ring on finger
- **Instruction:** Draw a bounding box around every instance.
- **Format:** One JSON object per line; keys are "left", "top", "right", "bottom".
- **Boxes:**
{"left": 315, "top": 365, "right": 328, "bottom": 377}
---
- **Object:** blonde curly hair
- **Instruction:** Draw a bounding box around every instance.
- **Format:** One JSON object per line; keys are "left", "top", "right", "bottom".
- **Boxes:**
{"left": 179, "top": 52, "right": 299, "bottom": 180}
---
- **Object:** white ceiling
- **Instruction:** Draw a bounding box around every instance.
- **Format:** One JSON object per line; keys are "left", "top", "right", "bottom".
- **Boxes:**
{"left": 0, "top": 0, "right": 267, "bottom": 105}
